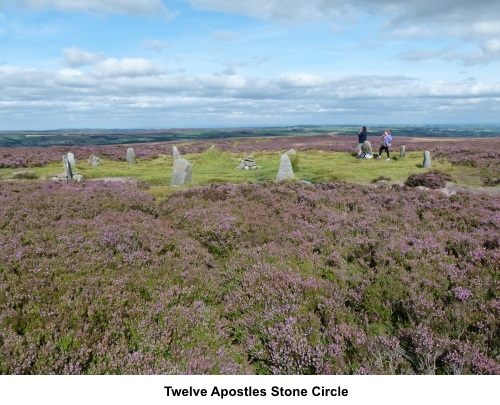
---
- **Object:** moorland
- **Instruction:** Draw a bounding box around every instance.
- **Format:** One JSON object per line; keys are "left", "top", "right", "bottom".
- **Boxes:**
{"left": 0, "top": 133, "right": 498, "bottom": 374}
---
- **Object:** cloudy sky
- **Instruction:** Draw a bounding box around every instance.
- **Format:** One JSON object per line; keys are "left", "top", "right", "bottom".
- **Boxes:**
{"left": 1, "top": 0, "right": 499, "bottom": 129}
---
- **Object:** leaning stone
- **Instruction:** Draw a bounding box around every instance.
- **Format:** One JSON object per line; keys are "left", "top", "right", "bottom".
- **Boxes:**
{"left": 63, "top": 154, "right": 73, "bottom": 180}
{"left": 172, "top": 146, "right": 181, "bottom": 160}
{"left": 88, "top": 155, "right": 100, "bottom": 166}
{"left": 423, "top": 150, "right": 432, "bottom": 168}
{"left": 362, "top": 141, "right": 373, "bottom": 156}
{"left": 171, "top": 157, "right": 192, "bottom": 186}
{"left": 67, "top": 152, "right": 76, "bottom": 167}
{"left": 276, "top": 153, "right": 294, "bottom": 181}
{"left": 235, "top": 162, "right": 245, "bottom": 170}
{"left": 126, "top": 148, "right": 136, "bottom": 164}
{"left": 400, "top": 145, "right": 406, "bottom": 158}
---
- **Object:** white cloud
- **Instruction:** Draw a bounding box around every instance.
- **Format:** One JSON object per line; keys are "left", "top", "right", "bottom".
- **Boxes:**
{"left": 91, "top": 58, "right": 165, "bottom": 78}
{"left": 62, "top": 46, "right": 105, "bottom": 67}
{"left": 142, "top": 39, "right": 171, "bottom": 52}
{"left": 0, "top": 0, "right": 172, "bottom": 17}
{"left": 187, "top": 0, "right": 499, "bottom": 24}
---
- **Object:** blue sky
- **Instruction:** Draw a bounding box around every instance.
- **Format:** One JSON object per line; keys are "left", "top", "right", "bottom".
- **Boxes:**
{"left": 0, "top": 0, "right": 499, "bottom": 129}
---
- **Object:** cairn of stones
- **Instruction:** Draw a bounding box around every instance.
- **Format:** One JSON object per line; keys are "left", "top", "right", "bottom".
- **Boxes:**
{"left": 171, "top": 146, "right": 192, "bottom": 186}
{"left": 235, "top": 155, "right": 262, "bottom": 170}
{"left": 88, "top": 155, "right": 100, "bottom": 166}
{"left": 126, "top": 148, "right": 136, "bottom": 164}
{"left": 400, "top": 145, "right": 406, "bottom": 158}
{"left": 276, "top": 149, "right": 296, "bottom": 181}
{"left": 423, "top": 150, "right": 432, "bottom": 168}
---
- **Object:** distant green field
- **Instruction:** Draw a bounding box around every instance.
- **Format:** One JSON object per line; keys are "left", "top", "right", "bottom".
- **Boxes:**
{"left": 1, "top": 124, "right": 499, "bottom": 147}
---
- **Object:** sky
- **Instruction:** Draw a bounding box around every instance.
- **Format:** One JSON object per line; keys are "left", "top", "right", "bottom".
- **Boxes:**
{"left": 0, "top": 0, "right": 499, "bottom": 130}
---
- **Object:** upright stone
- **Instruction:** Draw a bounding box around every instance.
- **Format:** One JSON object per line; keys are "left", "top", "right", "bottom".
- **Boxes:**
{"left": 400, "top": 145, "right": 406, "bottom": 158}
{"left": 63, "top": 154, "right": 73, "bottom": 180}
{"left": 423, "top": 150, "right": 432, "bottom": 168}
{"left": 67, "top": 152, "right": 76, "bottom": 167}
{"left": 88, "top": 155, "right": 100, "bottom": 166}
{"left": 362, "top": 140, "right": 373, "bottom": 156}
{"left": 171, "top": 159, "right": 192, "bottom": 185}
{"left": 172, "top": 146, "right": 181, "bottom": 160}
{"left": 276, "top": 153, "right": 294, "bottom": 181}
{"left": 126, "top": 148, "right": 136, "bottom": 164}
{"left": 171, "top": 146, "right": 192, "bottom": 186}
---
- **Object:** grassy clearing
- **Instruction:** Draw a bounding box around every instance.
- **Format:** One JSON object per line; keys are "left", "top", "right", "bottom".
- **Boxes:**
{"left": 0, "top": 148, "right": 487, "bottom": 199}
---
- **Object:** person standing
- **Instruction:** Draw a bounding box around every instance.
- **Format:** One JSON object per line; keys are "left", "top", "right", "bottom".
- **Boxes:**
{"left": 377, "top": 129, "right": 392, "bottom": 160}
{"left": 356, "top": 126, "right": 368, "bottom": 158}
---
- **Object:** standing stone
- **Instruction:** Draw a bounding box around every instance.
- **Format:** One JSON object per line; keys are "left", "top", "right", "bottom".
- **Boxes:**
{"left": 126, "top": 148, "right": 136, "bottom": 164}
{"left": 362, "top": 140, "right": 373, "bottom": 156}
{"left": 67, "top": 152, "right": 76, "bottom": 167}
{"left": 63, "top": 154, "right": 73, "bottom": 180}
{"left": 400, "top": 145, "right": 406, "bottom": 158}
{"left": 423, "top": 150, "right": 432, "bottom": 168}
{"left": 171, "top": 158, "right": 192, "bottom": 185}
{"left": 171, "top": 146, "right": 192, "bottom": 186}
{"left": 88, "top": 155, "right": 100, "bottom": 166}
{"left": 172, "top": 146, "right": 181, "bottom": 160}
{"left": 276, "top": 153, "right": 294, "bottom": 181}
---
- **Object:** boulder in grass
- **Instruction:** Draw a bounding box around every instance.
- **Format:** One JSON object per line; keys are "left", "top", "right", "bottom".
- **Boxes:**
{"left": 88, "top": 155, "right": 100, "bottom": 166}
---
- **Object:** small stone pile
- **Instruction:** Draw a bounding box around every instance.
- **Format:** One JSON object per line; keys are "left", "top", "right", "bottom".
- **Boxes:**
{"left": 235, "top": 156, "right": 262, "bottom": 170}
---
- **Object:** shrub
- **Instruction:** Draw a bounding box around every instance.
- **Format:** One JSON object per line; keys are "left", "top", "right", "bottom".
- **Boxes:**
{"left": 404, "top": 170, "right": 452, "bottom": 189}
{"left": 12, "top": 171, "right": 38, "bottom": 179}
{"left": 290, "top": 153, "right": 299, "bottom": 172}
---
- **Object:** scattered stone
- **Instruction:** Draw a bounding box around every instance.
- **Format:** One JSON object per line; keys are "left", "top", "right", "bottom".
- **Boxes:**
{"left": 276, "top": 152, "right": 295, "bottom": 181}
{"left": 50, "top": 172, "right": 83, "bottom": 182}
{"left": 63, "top": 154, "right": 73, "bottom": 180}
{"left": 88, "top": 155, "right": 100, "bottom": 166}
{"left": 423, "top": 150, "right": 432, "bottom": 168}
{"left": 171, "top": 146, "right": 192, "bottom": 186}
{"left": 126, "top": 148, "right": 136, "bottom": 164}
{"left": 400, "top": 145, "right": 406, "bottom": 158}
{"left": 235, "top": 155, "right": 262, "bottom": 170}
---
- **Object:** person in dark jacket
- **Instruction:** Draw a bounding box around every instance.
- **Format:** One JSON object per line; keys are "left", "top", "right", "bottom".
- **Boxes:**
{"left": 356, "top": 126, "right": 368, "bottom": 158}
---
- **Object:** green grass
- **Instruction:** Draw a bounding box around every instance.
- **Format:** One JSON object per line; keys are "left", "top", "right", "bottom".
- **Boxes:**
{"left": 0, "top": 149, "right": 487, "bottom": 201}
